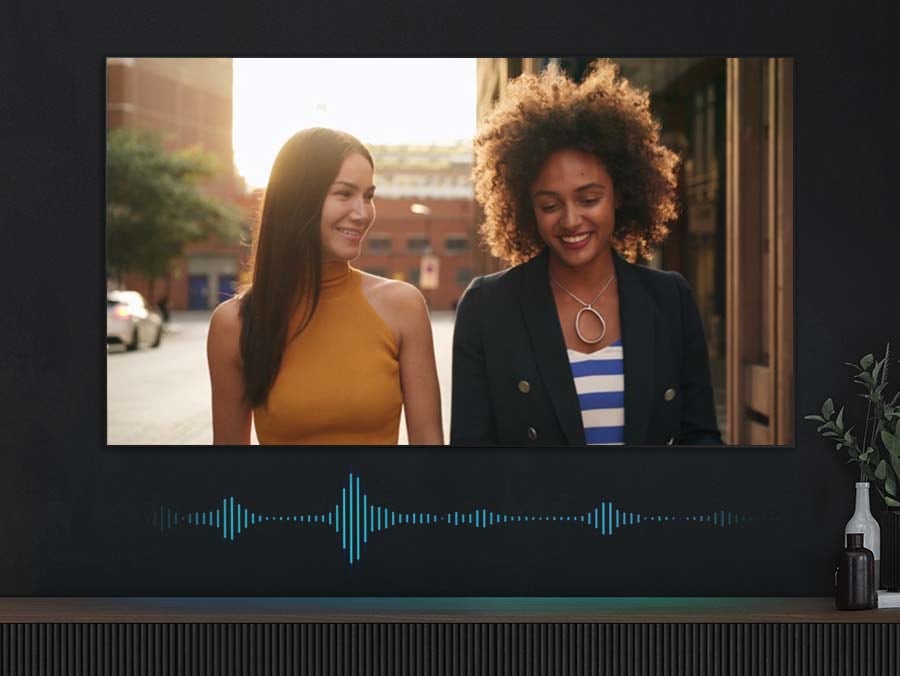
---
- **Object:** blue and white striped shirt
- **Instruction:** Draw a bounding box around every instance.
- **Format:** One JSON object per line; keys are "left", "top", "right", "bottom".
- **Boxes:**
{"left": 568, "top": 340, "right": 625, "bottom": 445}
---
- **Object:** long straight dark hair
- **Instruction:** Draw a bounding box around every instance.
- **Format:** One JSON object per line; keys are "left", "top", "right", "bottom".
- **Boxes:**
{"left": 238, "top": 128, "right": 373, "bottom": 408}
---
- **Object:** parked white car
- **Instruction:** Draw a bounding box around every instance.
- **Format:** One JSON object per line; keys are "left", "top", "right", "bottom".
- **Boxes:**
{"left": 106, "top": 290, "right": 163, "bottom": 350}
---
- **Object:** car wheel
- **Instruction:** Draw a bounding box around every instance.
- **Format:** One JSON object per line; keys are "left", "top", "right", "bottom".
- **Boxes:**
{"left": 126, "top": 327, "right": 139, "bottom": 351}
{"left": 151, "top": 325, "right": 162, "bottom": 348}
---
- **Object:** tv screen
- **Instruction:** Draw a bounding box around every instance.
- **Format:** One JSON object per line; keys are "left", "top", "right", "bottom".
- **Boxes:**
{"left": 106, "top": 57, "right": 794, "bottom": 448}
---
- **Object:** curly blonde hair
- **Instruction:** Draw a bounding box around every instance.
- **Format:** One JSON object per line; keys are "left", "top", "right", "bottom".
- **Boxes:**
{"left": 472, "top": 59, "right": 680, "bottom": 266}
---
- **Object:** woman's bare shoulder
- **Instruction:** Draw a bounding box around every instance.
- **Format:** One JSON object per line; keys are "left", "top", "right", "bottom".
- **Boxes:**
{"left": 208, "top": 297, "right": 244, "bottom": 363}
{"left": 359, "top": 271, "right": 424, "bottom": 308}
{"left": 209, "top": 296, "right": 243, "bottom": 330}
{"left": 358, "top": 272, "right": 428, "bottom": 340}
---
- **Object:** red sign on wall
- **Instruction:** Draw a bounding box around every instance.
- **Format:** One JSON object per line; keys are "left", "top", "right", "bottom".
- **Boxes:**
{"left": 419, "top": 254, "right": 440, "bottom": 290}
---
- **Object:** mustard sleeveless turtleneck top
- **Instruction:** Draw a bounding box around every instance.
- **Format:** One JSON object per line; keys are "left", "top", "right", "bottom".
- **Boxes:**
{"left": 253, "top": 262, "right": 403, "bottom": 445}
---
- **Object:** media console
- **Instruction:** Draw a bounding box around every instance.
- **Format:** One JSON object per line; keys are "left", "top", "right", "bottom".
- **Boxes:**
{"left": 2, "top": 598, "right": 899, "bottom": 674}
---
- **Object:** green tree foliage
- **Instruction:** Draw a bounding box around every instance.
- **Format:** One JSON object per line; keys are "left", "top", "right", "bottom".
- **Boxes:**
{"left": 106, "top": 128, "right": 243, "bottom": 284}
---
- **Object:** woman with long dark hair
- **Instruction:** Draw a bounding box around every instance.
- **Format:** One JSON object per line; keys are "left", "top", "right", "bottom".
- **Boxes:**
{"left": 208, "top": 128, "right": 443, "bottom": 445}
{"left": 451, "top": 60, "right": 721, "bottom": 447}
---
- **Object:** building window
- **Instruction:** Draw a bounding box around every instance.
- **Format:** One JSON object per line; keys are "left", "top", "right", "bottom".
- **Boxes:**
{"left": 367, "top": 236, "right": 392, "bottom": 253}
{"left": 408, "top": 268, "right": 421, "bottom": 286}
{"left": 456, "top": 267, "right": 473, "bottom": 288}
{"left": 407, "top": 236, "right": 429, "bottom": 254}
{"left": 444, "top": 235, "right": 469, "bottom": 253}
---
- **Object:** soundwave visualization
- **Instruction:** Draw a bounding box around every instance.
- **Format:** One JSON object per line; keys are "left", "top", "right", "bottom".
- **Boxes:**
{"left": 151, "top": 473, "right": 754, "bottom": 564}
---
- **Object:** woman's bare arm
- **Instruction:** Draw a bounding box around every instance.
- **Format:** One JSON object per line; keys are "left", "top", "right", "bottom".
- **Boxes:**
{"left": 374, "top": 281, "right": 443, "bottom": 444}
{"left": 206, "top": 297, "right": 252, "bottom": 445}
{"left": 398, "top": 291, "right": 444, "bottom": 444}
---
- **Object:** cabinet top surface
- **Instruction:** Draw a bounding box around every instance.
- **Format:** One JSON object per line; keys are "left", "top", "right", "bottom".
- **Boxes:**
{"left": 1, "top": 597, "right": 899, "bottom": 623}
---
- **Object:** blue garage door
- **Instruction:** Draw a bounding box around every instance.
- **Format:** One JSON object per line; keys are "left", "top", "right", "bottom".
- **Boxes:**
{"left": 188, "top": 275, "right": 210, "bottom": 310}
{"left": 218, "top": 275, "right": 237, "bottom": 303}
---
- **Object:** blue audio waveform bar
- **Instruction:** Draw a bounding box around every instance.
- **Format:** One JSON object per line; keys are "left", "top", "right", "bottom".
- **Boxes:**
{"left": 151, "top": 473, "right": 755, "bottom": 565}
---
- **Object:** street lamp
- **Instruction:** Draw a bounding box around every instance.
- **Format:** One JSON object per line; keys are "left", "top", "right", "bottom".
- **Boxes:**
{"left": 410, "top": 203, "right": 432, "bottom": 254}
{"left": 410, "top": 203, "right": 439, "bottom": 303}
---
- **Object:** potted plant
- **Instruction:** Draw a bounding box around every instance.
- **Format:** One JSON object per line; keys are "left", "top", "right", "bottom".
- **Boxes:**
{"left": 805, "top": 343, "right": 900, "bottom": 590}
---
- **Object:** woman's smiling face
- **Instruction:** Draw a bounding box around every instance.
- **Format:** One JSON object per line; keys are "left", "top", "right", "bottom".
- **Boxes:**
{"left": 530, "top": 148, "right": 618, "bottom": 270}
{"left": 319, "top": 152, "right": 376, "bottom": 262}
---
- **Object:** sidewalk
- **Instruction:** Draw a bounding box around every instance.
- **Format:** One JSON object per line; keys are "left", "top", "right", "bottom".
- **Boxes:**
{"left": 161, "top": 310, "right": 213, "bottom": 336}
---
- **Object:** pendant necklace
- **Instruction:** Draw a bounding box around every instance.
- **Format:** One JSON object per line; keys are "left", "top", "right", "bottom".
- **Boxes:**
{"left": 550, "top": 272, "right": 616, "bottom": 345}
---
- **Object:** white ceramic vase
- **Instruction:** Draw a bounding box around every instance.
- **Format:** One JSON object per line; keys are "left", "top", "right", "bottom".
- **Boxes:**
{"left": 845, "top": 481, "right": 881, "bottom": 589}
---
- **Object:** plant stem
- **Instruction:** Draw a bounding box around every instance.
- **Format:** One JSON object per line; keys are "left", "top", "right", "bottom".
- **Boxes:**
{"left": 862, "top": 398, "right": 873, "bottom": 453}
{"left": 861, "top": 395, "right": 873, "bottom": 482}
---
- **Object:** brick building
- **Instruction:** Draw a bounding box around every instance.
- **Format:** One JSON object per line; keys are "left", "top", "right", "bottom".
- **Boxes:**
{"left": 353, "top": 143, "right": 478, "bottom": 311}
{"left": 106, "top": 57, "right": 251, "bottom": 310}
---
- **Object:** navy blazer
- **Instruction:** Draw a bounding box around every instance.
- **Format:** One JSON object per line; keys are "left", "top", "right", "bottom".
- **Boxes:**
{"left": 450, "top": 248, "right": 723, "bottom": 446}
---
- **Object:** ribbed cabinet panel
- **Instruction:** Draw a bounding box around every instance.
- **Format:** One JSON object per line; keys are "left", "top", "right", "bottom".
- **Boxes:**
{"left": 1, "top": 623, "right": 898, "bottom": 675}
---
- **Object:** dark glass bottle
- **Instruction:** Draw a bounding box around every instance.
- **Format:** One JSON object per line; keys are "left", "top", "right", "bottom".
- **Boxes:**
{"left": 835, "top": 532, "right": 876, "bottom": 610}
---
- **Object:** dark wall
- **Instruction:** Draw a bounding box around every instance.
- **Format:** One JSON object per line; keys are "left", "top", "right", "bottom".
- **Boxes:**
{"left": 2, "top": 2, "right": 899, "bottom": 595}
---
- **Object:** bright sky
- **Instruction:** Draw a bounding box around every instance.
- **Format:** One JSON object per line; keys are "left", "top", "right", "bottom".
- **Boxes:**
{"left": 233, "top": 58, "right": 477, "bottom": 189}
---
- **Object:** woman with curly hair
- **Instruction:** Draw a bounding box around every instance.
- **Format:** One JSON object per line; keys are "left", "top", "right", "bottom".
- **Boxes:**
{"left": 451, "top": 60, "right": 721, "bottom": 446}
{"left": 207, "top": 128, "right": 443, "bottom": 445}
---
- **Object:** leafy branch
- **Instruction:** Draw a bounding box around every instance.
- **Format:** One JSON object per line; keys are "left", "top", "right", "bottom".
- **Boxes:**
{"left": 804, "top": 343, "right": 900, "bottom": 508}
{"left": 106, "top": 128, "right": 244, "bottom": 285}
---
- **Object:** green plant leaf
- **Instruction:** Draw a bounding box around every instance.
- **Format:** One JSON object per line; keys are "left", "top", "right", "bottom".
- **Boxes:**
{"left": 836, "top": 407, "right": 845, "bottom": 430}
{"left": 845, "top": 361, "right": 862, "bottom": 371}
{"left": 886, "top": 471, "right": 898, "bottom": 500}
{"left": 822, "top": 431, "right": 840, "bottom": 438}
{"left": 859, "top": 372, "right": 875, "bottom": 388}
{"left": 823, "top": 398, "right": 835, "bottom": 419}
{"left": 885, "top": 435, "right": 900, "bottom": 490}
{"left": 885, "top": 496, "right": 900, "bottom": 508}
{"left": 861, "top": 354, "right": 875, "bottom": 370}
{"left": 875, "top": 459, "right": 889, "bottom": 480}
{"left": 861, "top": 463, "right": 878, "bottom": 483}
{"left": 804, "top": 415, "right": 826, "bottom": 422}
{"left": 873, "top": 358, "right": 884, "bottom": 384}
{"left": 882, "top": 429, "right": 900, "bottom": 456}
{"left": 860, "top": 444, "right": 878, "bottom": 463}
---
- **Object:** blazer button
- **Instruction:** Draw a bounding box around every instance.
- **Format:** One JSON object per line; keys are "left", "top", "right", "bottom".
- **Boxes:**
{"left": 518, "top": 380, "right": 531, "bottom": 394}
{"left": 527, "top": 427, "right": 538, "bottom": 441}
{"left": 664, "top": 388, "right": 676, "bottom": 402}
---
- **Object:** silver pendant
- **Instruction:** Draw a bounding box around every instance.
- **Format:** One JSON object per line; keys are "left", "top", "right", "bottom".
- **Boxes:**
{"left": 575, "top": 306, "right": 607, "bottom": 344}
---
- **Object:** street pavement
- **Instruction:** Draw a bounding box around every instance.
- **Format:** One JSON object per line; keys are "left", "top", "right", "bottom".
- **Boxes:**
{"left": 107, "top": 310, "right": 456, "bottom": 445}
